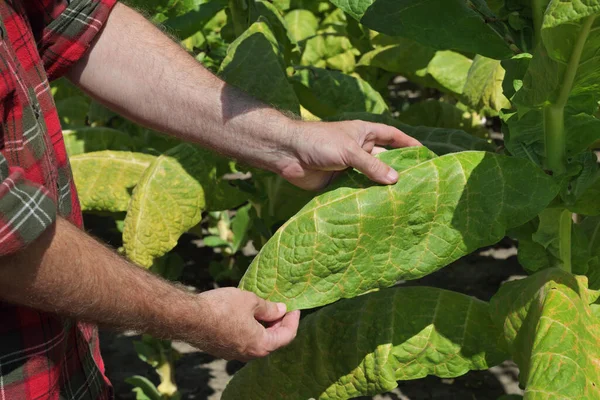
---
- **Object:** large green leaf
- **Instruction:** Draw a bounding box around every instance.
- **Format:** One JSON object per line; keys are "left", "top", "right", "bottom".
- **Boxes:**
{"left": 329, "top": 112, "right": 495, "bottom": 155}
{"left": 290, "top": 67, "right": 388, "bottom": 118}
{"left": 300, "top": 34, "right": 357, "bottom": 73}
{"left": 249, "top": 1, "right": 294, "bottom": 60}
{"left": 62, "top": 127, "right": 134, "bottom": 157}
{"left": 516, "top": 208, "right": 593, "bottom": 275}
{"left": 55, "top": 96, "right": 90, "bottom": 128}
{"left": 490, "top": 269, "right": 600, "bottom": 399}
{"left": 399, "top": 100, "right": 487, "bottom": 137}
{"left": 504, "top": 110, "right": 600, "bottom": 165}
{"left": 513, "top": 1, "right": 600, "bottom": 110}
{"left": 71, "top": 151, "right": 155, "bottom": 212}
{"left": 239, "top": 148, "right": 559, "bottom": 309}
{"left": 569, "top": 163, "right": 600, "bottom": 216}
{"left": 222, "top": 287, "right": 507, "bottom": 400}
{"left": 162, "top": 0, "right": 226, "bottom": 40}
{"left": 357, "top": 38, "right": 472, "bottom": 96}
{"left": 331, "top": 0, "right": 513, "bottom": 59}
{"left": 582, "top": 216, "right": 600, "bottom": 289}
{"left": 462, "top": 55, "right": 510, "bottom": 114}
{"left": 123, "top": 144, "right": 247, "bottom": 267}
{"left": 284, "top": 9, "right": 319, "bottom": 42}
{"left": 219, "top": 18, "right": 300, "bottom": 114}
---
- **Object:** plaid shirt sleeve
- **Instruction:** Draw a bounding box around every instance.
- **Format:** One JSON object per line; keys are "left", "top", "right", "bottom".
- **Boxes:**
{"left": 26, "top": 0, "right": 117, "bottom": 81}
{"left": 0, "top": 161, "right": 56, "bottom": 256}
{"left": 0, "top": 0, "right": 116, "bottom": 257}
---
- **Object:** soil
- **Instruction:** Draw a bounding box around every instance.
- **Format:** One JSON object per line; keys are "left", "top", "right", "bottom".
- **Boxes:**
{"left": 91, "top": 210, "right": 525, "bottom": 400}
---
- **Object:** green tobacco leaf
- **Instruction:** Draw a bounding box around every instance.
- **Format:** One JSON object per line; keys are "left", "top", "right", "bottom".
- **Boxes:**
{"left": 62, "top": 127, "right": 134, "bottom": 157}
{"left": 301, "top": 33, "right": 357, "bottom": 73}
{"left": 123, "top": 144, "right": 247, "bottom": 267}
{"left": 284, "top": 9, "right": 318, "bottom": 42}
{"left": 513, "top": 2, "right": 600, "bottom": 111}
{"left": 239, "top": 148, "right": 559, "bottom": 309}
{"left": 71, "top": 151, "right": 155, "bottom": 213}
{"left": 162, "top": 0, "right": 226, "bottom": 40}
{"left": 249, "top": 1, "right": 294, "bottom": 60}
{"left": 399, "top": 100, "right": 487, "bottom": 137}
{"left": 516, "top": 208, "right": 595, "bottom": 276}
{"left": 219, "top": 18, "right": 300, "bottom": 114}
{"left": 490, "top": 268, "right": 600, "bottom": 399}
{"left": 332, "top": 0, "right": 513, "bottom": 59}
{"left": 358, "top": 39, "right": 472, "bottom": 96}
{"left": 55, "top": 96, "right": 90, "bottom": 128}
{"left": 329, "top": 112, "right": 495, "bottom": 155}
{"left": 222, "top": 287, "right": 507, "bottom": 400}
{"left": 501, "top": 53, "right": 532, "bottom": 100}
{"left": 504, "top": 110, "right": 600, "bottom": 165}
{"left": 462, "top": 55, "right": 510, "bottom": 114}
{"left": 290, "top": 67, "right": 388, "bottom": 118}
{"left": 582, "top": 216, "right": 600, "bottom": 290}
{"left": 569, "top": 167, "right": 600, "bottom": 216}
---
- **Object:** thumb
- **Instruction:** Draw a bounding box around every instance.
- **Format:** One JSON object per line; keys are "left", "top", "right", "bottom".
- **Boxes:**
{"left": 346, "top": 145, "right": 398, "bottom": 184}
{"left": 254, "top": 298, "right": 287, "bottom": 322}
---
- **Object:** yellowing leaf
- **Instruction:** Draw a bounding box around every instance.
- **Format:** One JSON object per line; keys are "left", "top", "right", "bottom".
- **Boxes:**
{"left": 123, "top": 144, "right": 247, "bottom": 267}
{"left": 463, "top": 55, "right": 510, "bottom": 114}
{"left": 490, "top": 269, "right": 600, "bottom": 399}
{"left": 71, "top": 151, "right": 155, "bottom": 212}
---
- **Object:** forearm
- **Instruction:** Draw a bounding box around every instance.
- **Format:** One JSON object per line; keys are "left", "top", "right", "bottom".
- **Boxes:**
{"left": 67, "top": 3, "right": 296, "bottom": 174}
{"left": 0, "top": 218, "right": 208, "bottom": 344}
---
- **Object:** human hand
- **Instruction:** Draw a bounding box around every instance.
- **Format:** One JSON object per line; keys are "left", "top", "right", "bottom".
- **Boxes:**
{"left": 194, "top": 287, "right": 300, "bottom": 362}
{"left": 276, "top": 120, "right": 421, "bottom": 190}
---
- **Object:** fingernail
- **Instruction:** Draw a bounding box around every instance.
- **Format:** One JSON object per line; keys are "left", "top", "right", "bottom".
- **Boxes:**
{"left": 277, "top": 303, "right": 287, "bottom": 314}
{"left": 386, "top": 168, "right": 398, "bottom": 183}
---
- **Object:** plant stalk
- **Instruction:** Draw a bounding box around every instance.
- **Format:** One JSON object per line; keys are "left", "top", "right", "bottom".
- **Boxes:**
{"left": 543, "top": 16, "right": 595, "bottom": 174}
{"left": 543, "top": 105, "right": 566, "bottom": 174}
{"left": 558, "top": 209, "right": 573, "bottom": 273}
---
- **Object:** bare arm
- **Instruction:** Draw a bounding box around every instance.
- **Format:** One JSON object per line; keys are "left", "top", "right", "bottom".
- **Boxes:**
{"left": 67, "top": 3, "right": 420, "bottom": 190}
{"left": 0, "top": 217, "right": 298, "bottom": 361}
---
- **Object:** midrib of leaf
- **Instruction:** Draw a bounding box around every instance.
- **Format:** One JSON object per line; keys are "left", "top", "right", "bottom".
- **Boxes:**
{"left": 275, "top": 152, "right": 460, "bottom": 231}
{"left": 544, "top": 16, "right": 596, "bottom": 174}
{"left": 128, "top": 159, "right": 162, "bottom": 263}
{"left": 532, "top": 0, "right": 547, "bottom": 47}
{"left": 554, "top": 16, "right": 596, "bottom": 109}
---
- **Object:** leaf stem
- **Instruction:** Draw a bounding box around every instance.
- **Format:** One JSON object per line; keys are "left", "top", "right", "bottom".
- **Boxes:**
{"left": 558, "top": 209, "right": 572, "bottom": 273}
{"left": 555, "top": 16, "right": 595, "bottom": 109}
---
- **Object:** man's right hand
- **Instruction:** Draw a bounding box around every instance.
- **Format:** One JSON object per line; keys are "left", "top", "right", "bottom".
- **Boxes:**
{"left": 196, "top": 287, "right": 300, "bottom": 361}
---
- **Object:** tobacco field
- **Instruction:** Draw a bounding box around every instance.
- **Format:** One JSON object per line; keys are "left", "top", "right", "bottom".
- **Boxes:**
{"left": 53, "top": 0, "right": 600, "bottom": 399}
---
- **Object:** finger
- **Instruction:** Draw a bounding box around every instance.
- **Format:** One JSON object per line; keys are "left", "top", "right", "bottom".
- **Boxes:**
{"left": 371, "top": 146, "right": 387, "bottom": 155}
{"left": 364, "top": 122, "right": 421, "bottom": 148}
{"left": 264, "top": 310, "right": 301, "bottom": 352}
{"left": 254, "top": 298, "right": 287, "bottom": 322}
{"left": 346, "top": 144, "right": 399, "bottom": 184}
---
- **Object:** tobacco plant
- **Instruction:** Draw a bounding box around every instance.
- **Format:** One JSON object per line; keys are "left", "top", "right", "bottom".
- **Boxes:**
{"left": 52, "top": 0, "right": 600, "bottom": 398}
{"left": 219, "top": 1, "right": 600, "bottom": 399}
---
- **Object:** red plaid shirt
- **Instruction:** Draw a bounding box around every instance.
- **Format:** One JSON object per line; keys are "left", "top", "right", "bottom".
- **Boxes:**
{"left": 0, "top": 1, "right": 116, "bottom": 399}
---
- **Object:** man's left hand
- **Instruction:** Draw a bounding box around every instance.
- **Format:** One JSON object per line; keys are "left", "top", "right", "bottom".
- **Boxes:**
{"left": 275, "top": 119, "right": 422, "bottom": 191}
